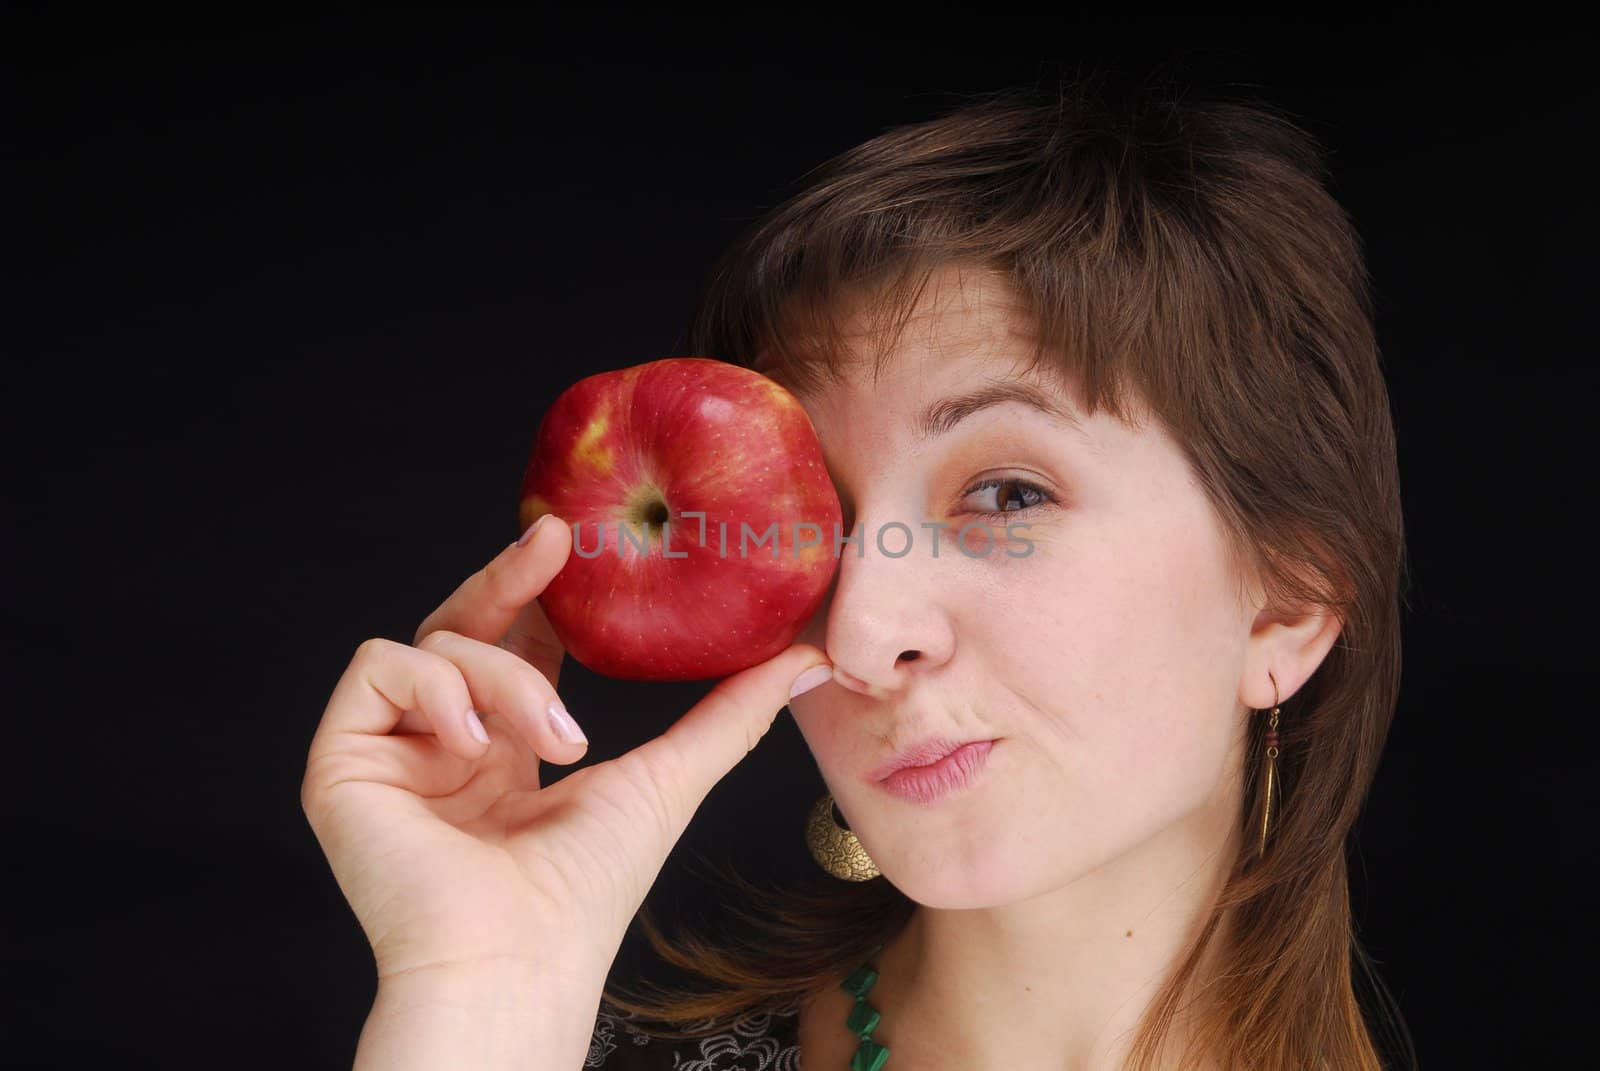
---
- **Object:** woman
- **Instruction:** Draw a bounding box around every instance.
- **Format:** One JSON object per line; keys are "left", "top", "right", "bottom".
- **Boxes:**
{"left": 303, "top": 79, "right": 1415, "bottom": 1070}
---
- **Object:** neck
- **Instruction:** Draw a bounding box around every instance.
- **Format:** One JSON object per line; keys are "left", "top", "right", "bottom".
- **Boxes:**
{"left": 862, "top": 801, "right": 1241, "bottom": 1071}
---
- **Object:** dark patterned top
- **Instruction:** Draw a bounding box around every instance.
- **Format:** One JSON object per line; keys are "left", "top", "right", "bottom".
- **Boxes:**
{"left": 585, "top": 996, "right": 804, "bottom": 1070}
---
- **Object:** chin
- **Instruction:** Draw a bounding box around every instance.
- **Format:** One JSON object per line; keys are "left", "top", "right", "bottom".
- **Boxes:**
{"left": 870, "top": 841, "right": 1049, "bottom": 910}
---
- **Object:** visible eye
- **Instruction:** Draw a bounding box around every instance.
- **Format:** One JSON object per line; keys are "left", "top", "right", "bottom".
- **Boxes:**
{"left": 961, "top": 476, "right": 1056, "bottom": 518}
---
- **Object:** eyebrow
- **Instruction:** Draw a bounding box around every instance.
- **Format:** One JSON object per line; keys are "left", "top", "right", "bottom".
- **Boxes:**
{"left": 915, "top": 380, "right": 1090, "bottom": 445}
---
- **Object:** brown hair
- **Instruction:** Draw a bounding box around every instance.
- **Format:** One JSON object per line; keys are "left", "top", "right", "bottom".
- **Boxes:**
{"left": 599, "top": 71, "right": 1416, "bottom": 1071}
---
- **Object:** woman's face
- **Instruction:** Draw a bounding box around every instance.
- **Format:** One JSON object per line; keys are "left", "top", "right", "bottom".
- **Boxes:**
{"left": 781, "top": 264, "right": 1260, "bottom": 909}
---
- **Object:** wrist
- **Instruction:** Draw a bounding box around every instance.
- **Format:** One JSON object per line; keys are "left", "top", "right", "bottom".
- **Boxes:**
{"left": 356, "top": 958, "right": 607, "bottom": 1071}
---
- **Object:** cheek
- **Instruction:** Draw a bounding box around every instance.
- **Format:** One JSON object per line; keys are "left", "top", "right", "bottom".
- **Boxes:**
{"left": 992, "top": 513, "right": 1243, "bottom": 823}
{"left": 1085, "top": 523, "right": 1245, "bottom": 808}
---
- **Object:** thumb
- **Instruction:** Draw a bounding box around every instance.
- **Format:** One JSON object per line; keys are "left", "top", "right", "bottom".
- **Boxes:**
{"left": 654, "top": 643, "right": 833, "bottom": 815}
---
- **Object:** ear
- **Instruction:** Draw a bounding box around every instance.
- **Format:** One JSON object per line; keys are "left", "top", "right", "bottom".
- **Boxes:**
{"left": 1241, "top": 601, "right": 1344, "bottom": 711}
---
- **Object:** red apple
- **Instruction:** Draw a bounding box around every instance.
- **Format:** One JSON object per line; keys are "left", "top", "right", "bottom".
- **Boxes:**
{"left": 517, "top": 357, "right": 842, "bottom": 681}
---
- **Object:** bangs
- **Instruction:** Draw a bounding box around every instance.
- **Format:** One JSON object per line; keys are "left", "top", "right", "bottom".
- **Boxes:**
{"left": 722, "top": 245, "right": 1140, "bottom": 430}
{"left": 679, "top": 88, "right": 1168, "bottom": 431}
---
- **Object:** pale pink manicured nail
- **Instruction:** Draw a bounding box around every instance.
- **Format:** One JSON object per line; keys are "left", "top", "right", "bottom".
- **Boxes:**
{"left": 517, "top": 514, "right": 551, "bottom": 547}
{"left": 547, "top": 700, "right": 586, "bottom": 745}
{"left": 465, "top": 709, "right": 490, "bottom": 744}
{"left": 789, "top": 665, "right": 834, "bottom": 699}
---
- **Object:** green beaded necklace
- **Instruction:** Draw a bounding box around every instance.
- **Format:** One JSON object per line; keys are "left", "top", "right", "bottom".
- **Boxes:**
{"left": 838, "top": 943, "right": 890, "bottom": 1070}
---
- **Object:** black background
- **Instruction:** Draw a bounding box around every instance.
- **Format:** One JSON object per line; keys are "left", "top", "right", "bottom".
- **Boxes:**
{"left": 12, "top": 7, "right": 1596, "bottom": 1068}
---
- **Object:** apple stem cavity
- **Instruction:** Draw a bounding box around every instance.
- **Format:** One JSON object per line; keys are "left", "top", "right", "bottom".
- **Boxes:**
{"left": 622, "top": 484, "right": 674, "bottom": 539}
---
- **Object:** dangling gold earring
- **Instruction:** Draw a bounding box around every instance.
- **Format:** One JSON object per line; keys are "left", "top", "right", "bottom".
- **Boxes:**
{"left": 1256, "top": 670, "right": 1282, "bottom": 860}
{"left": 806, "top": 792, "right": 881, "bottom": 881}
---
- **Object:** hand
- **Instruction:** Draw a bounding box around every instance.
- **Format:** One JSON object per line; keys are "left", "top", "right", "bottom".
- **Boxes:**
{"left": 300, "top": 515, "right": 833, "bottom": 987}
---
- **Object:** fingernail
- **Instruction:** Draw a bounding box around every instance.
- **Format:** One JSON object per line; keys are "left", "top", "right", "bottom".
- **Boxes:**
{"left": 547, "top": 699, "right": 587, "bottom": 745}
{"left": 517, "top": 515, "right": 551, "bottom": 547}
{"left": 466, "top": 709, "right": 491, "bottom": 744}
{"left": 788, "top": 664, "right": 834, "bottom": 699}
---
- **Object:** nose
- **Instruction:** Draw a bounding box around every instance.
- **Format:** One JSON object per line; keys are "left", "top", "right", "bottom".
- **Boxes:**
{"left": 815, "top": 518, "right": 955, "bottom": 698}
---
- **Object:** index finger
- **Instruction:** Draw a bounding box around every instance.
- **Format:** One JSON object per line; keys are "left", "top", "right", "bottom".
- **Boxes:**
{"left": 414, "top": 514, "right": 572, "bottom": 675}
